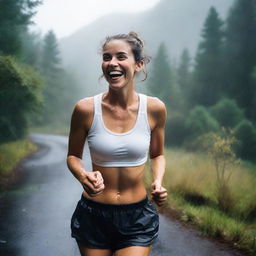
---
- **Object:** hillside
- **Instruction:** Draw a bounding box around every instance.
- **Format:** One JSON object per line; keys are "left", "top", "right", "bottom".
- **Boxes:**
{"left": 59, "top": 0, "right": 233, "bottom": 96}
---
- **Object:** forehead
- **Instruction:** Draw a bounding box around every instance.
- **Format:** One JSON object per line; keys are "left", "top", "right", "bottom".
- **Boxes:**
{"left": 102, "top": 39, "right": 132, "bottom": 54}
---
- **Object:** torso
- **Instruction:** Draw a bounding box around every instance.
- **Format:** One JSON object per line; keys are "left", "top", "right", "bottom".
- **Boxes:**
{"left": 80, "top": 92, "right": 160, "bottom": 204}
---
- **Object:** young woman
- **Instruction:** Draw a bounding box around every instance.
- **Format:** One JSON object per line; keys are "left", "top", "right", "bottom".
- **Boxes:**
{"left": 67, "top": 32, "right": 167, "bottom": 256}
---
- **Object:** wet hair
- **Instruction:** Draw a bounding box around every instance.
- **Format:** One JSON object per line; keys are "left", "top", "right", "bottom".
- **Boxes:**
{"left": 101, "top": 32, "right": 151, "bottom": 81}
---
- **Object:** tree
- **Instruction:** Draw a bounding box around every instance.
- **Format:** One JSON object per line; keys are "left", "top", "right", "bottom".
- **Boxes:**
{"left": 39, "top": 30, "right": 80, "bottom": 125}
{"left": 0, "top": 56, "right": 42, "bottom": 143}
{"left": 41, "top": 30, "right": 61, "bottom": 76}
{"left": 0, "top": 0, "right": 41, "bottom": 56}
{"left": 39, "top": 30, "right": 63, "bottom": 123}
{"left": 191, "top": 7, "right": 224, "bottom": 106}
{"left": 210, "top": 98, "right": 244, "bottom": 129}
{"left": 177, "top": 48, "right": 191, "bottom": 109}
{"left": 147, "top": 43, "right": 174, "bottom": 109}
{"left": 224, "top": 0, "right": 256, "bottom": 120}
{"left": 185, "top": 105, "right": 219, "bottom": 139}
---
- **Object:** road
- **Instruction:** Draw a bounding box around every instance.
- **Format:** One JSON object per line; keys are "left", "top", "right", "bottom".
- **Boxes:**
{"left": 0, "top": 133, "right": 245, "bottom": 256}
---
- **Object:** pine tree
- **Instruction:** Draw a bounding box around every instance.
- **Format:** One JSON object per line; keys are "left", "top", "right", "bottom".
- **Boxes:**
{"left": 39, "top": 30, "right": 63, "bottom": 123}
{"left": 41, "top": 30, "right": 61, "bottom": 76}
{"left": 147, "top": 43, "right": 173, "bottom": 108}
{"left": 39, "top": 30, "right": 80, "bottom": 125}
{"left": 191, "top": 7, "right": 224, "bottom": 106}
{"left": 177, "top": 48, "right": 191, "bottom": 109}
{"left": 224, "top": 0, "right": 256, "bottom": 121}
{"left": 0, "top": 0, "right": 41, "bottom": 56}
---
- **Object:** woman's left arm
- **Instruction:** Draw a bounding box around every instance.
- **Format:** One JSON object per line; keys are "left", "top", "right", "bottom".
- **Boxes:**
{"left": 149, "top": 98, "right": 168, "bottom": 206}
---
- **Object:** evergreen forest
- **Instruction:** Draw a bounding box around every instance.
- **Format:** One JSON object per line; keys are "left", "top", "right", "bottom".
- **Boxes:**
{"left": 147, "top": 1, "right": 256, "bottom": 162}
{"left": 0, "top": 0, "right": 80, "bottom": 144}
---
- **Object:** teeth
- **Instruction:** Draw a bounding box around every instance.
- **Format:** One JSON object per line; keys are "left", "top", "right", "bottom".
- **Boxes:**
{"left": 109, "top": 71, "right": 123, "bottom": 75}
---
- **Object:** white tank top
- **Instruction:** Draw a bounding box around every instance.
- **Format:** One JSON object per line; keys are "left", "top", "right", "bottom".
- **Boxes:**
{"left": 87, "top": 93, "right": 151, "bottom": 167}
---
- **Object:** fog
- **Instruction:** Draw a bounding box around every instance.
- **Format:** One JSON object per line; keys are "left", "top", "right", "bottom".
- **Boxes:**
{"left": 59, "top": 0, "right": 233, "bottom": 96}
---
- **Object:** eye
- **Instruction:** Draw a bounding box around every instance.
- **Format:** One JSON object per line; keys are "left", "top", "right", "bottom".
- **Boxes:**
{"left": 103, "top": 54, "right": 111, "bottom": 61}
{"left": 117, "top": 54, "right": 127, "bottom": 60}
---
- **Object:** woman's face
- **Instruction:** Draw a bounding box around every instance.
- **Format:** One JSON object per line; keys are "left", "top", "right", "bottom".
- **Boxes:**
{"left": 101, "top": 39, "right": 143, "bottom": 91}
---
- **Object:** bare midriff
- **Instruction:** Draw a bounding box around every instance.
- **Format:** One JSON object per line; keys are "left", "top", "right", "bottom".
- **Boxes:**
{"left": 82, "top": 163, "right": 147, "bottom": 204}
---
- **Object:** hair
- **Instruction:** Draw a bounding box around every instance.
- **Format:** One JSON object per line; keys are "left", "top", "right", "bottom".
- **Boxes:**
{"left": 101, "top": 31, "right": 151, "bottom": 81}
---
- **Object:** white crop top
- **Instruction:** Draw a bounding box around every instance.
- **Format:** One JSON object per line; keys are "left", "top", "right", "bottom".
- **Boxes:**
{"left": 87, "top": 93, "right": 151, "bottom": 167}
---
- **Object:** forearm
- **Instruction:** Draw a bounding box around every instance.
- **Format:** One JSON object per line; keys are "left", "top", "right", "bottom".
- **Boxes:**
{"left": 150, "top": 155, "right": 166, "bottom": 185}
{"left": 66, "top": 155, "right": 87, "bottom": 183}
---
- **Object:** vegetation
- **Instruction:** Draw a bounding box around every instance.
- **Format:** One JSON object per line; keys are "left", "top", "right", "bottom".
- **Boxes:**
{"left": 146, "top": 146, "right": 256, "bottom": 255}
{"left": 0, "top": 56, "right": 42, "bottom": 143}
{"left": 149, "top": 1, "right": 256, "bottom": 162}
{"left": 0, "top": 0, "right": 79, "bottom": 185}
{"left": 0, "top": 139, "right": 37, "bottom": 190}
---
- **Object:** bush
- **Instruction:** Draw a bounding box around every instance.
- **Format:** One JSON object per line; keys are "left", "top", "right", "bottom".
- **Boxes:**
{"left": 234, "top": 119, "right": 256, "bottom": 162}
{"left": 185, "top": 105, "right": 219, "bottom": 138}
{"left": 166, "top": 112, "right": 187, "bottom": 146}
{"left": 210, "top": 98, "right": 244, "bottom": 128}
{"left": 0, "top": 56, "right": 42, "bottom": 143}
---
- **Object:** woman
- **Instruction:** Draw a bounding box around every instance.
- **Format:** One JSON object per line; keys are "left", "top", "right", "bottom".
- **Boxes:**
{"left": 67, "top": 32, "right": 167, "bottom": 256}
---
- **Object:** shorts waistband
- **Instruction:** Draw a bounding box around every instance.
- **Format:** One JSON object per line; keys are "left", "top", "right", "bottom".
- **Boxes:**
{"left": 80, "top": 194, "right": 148, "bottom": 210}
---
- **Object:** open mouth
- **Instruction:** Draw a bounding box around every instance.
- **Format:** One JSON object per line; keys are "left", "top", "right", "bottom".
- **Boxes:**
{"left": 108, "top": 70, "right": 124, "bottom": 78}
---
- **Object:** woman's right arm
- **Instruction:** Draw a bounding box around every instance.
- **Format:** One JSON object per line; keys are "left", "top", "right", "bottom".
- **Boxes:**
{"left": 67, "top": 99, "right": 104, "bottom": 196}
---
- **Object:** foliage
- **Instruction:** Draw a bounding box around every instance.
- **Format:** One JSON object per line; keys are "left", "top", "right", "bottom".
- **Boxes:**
{"left": 0, "top": 139, "right": 37, "bottom": 176}
{"left": 191, "top": 7, "right": 224, "bottom": 106}
{"left": 176, "top": 48, "right": 192, "bottom": 109}
{"left": 0, "top": 56, "right": 42, "bottom": 143}
{"left": 148, "top": 148, "right": 256, "bottom": 254}
{"left": 185, "top": 105, "right": 219, "bottom": 139}
{"left": 203, "top": 131, "right": 238, "bottom": 212}
{"left": 147, "top": 43, "right": 177, "bottom": 109}
{"left": 210, "top": 98, "right": 245, "bottom": 128}
{"left": 234, "top": 119, "right": 256, "bottom": 162}
{"left": 0, "top": 0, "right": 42, "bottom": 56}
{"left": 165, "top": 112, "right": 187, "bottom": 147}
{"left": 224, "top": 0, "right": 256, "bottom": 120}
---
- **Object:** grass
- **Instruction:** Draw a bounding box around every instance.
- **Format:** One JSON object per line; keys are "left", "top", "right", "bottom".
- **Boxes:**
{"left": 0, "top": 139, "right": 37, "bottom": 177}
{"left": 29, "top": 123, "right": 70, "bottom": 136}
{"left": 146, "top": 148, "right": 256, "bottom": 255}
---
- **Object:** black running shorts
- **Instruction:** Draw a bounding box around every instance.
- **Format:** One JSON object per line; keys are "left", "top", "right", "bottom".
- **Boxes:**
{"left": 70, "top": 195, "right": 159, "bottom": 250}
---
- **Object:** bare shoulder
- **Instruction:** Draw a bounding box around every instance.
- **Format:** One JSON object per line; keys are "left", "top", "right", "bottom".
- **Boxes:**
{"left": 147, "top": 96, "right": 167, "bottom": 121}
{"left": 73, "top": 97, "right": 94, "bottom": 117}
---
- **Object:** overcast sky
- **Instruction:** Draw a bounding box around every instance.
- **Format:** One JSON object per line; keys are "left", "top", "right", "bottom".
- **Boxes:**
{"left": 32, "top": 0, "right": 161, "bottom": 38}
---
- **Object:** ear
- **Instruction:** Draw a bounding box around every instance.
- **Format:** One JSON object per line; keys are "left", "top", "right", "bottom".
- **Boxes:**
{"left": 135, "top": 60, "right": 144, "bottom": 72}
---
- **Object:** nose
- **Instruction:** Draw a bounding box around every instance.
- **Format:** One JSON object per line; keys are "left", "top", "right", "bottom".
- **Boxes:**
{"left": 109, "top": 56, "right": 118, "bottom": 66}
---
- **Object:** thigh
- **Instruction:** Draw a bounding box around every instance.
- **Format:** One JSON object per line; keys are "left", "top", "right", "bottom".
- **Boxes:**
{"left": 77, "top": 241, "right": 113, "bottom": 256}
{"left": 114, "top": 246, "right": 151, "bottom": 256}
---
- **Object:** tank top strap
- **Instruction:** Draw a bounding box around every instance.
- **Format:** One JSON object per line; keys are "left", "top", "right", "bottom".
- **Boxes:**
{"left": 93, "top": 93, "right": 103, "bottom": 115}
{"left": 138, "top": 93, "right": 147, "bottom": 114}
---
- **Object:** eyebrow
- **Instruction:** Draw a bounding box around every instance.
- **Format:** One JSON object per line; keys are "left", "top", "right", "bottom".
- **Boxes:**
{"left": 103, "top": 51, "right": 128, "bottom": 55}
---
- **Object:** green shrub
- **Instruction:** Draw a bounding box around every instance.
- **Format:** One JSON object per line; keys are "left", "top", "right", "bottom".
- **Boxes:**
{"left": 166, "top": 112, "right": 187, "bottom": 146}
{"left": 234, "top": 119, "right": 256, "bottom": 161}
{"left": 0, "top": 56, "right": 42, "bottom": 143}
{"left": 210, "top": 98, "right": 244, "bottom": 128}
{"left": 185, "top": 105, "right": 219, "bottom": 138}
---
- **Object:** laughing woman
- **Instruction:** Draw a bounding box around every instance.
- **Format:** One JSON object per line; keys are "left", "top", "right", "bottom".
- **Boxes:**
{"left": 67, "top": 32, "right": 167, "bottom": 256}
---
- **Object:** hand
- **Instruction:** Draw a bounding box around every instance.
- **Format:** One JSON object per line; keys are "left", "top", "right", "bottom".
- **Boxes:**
{"left": 151, "top": 180, "right": 167, "bottom": 206}
{"left": 81, "top": 171, "right": 105, "bottom": 197}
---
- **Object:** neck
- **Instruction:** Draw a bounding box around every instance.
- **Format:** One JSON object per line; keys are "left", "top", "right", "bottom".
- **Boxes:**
{"left": 106, "top": 86, "right": 138, "bottom": 108}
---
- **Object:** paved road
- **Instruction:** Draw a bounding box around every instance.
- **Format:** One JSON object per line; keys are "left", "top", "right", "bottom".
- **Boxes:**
{"left": 0, "top": 134, "right": 245, "bottom": 256}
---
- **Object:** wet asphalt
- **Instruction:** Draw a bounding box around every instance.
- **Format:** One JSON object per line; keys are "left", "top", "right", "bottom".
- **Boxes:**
{"left": 0, "top": 133, "right": 245, "bottom": 256}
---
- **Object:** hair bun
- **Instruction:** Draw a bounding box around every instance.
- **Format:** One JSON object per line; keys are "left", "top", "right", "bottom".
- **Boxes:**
{"left": 128, "top": 31, "right": 144, "bottom": 47}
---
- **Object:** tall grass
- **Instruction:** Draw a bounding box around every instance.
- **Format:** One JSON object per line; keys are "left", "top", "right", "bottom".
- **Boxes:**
{"left": 147, "top": 148, "right": 256, "bottom": 254}
{"left": 0, "top": 139, "right": 37, "bottom": 176}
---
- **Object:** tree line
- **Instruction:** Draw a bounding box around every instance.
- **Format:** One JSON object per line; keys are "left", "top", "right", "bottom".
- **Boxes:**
{"left": 0, "top": 0, "right": 80, "bottom": 143}
{"left": 147, "top": 0, "right": 256, "bottom": 162}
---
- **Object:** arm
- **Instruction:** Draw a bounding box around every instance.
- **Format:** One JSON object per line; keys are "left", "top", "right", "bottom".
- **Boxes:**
{"left": 149, "top": 98, "right": 167, "bottom": 206}
{"left": 67, "top": 99, "right": 104, "bottom": 196}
